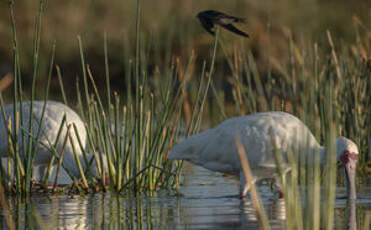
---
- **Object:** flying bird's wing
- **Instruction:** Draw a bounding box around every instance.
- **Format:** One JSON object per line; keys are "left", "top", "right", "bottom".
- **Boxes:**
{"left": 219, "top": 23, "right": 249, "bottom": 38}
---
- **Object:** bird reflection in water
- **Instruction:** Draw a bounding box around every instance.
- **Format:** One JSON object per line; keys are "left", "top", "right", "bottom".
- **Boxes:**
{"left": 240, "top": 198, "right": 286, "bottom": 229}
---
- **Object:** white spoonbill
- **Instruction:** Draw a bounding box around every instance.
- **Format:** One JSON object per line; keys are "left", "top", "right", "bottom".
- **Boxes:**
{"left": 0, "top": 100, "right": 105, "bottom": 182}
{"left": 169, "top": 111, "right": 359, "bottom": 199}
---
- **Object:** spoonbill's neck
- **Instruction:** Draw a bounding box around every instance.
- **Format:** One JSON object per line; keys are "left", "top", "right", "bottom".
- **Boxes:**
{"left": 318, "top": 143, "right": 341, "bottom": 164}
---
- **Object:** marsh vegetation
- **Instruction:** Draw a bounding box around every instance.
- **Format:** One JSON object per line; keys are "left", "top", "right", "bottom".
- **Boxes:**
{"left": 0, "top": 0, "right": 370, "bottom": 229}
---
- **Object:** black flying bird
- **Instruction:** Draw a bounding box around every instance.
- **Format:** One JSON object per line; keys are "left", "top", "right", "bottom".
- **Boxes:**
{"left": 196, "top": 10, "right": 249, "bottom": 38}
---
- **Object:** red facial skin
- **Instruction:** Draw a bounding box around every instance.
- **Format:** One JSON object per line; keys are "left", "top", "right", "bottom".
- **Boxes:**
{"left": 340, "top": 150, "right": 358, "bottom": 165}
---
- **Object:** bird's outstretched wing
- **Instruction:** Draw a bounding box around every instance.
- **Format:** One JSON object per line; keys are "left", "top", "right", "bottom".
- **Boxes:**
{"left": 219, "top": 23, "right": 249, "bottom": 38}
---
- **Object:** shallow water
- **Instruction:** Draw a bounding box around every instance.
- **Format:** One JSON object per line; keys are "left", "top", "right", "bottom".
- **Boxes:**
{"left": 1, "top": 162, "right": 371, "bottom": 229}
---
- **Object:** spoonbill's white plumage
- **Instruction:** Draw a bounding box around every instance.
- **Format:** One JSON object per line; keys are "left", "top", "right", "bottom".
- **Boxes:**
{"left": 169, "top": 111, "right": 359, "bottom": 199}
{"left": 0, "top": 101, "right": 104, "bottom": 182}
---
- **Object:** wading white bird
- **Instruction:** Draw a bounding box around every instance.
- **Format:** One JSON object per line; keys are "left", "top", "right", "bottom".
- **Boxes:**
{"left": 169, "top": 112, "right": 359, "bottom": 199}
{"left": 0, "top": 101, "right": 105, "bottom": 182}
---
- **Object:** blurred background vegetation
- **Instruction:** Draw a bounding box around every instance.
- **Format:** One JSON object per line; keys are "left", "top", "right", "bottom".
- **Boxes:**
{"left": 0, "top": 0, "right": 369, "bottom": 103}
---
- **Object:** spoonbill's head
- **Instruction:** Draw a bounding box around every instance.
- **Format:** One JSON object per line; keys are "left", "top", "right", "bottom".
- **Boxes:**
{"left": 336, "top": 137, "right": 359, "bottom": 199}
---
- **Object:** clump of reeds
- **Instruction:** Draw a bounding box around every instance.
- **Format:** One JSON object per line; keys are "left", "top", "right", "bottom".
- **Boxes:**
{"left": 217, "top": 26, "right": 370, "bottom": 168}
{"left": 220, "top": 25, "right": 369, "bottom": 229}
{"left": 0, "top": 0, "right": 210, "bottom": 196}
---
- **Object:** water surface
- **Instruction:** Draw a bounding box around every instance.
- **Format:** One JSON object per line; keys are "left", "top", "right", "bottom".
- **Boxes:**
{"left": 1, "top": 162, "right": 370, "bottom": 229}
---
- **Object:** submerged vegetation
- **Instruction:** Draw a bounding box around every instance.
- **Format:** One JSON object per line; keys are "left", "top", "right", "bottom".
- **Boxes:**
{"left": 0, "top": 0, "right": 370, "bottom": 229}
